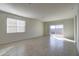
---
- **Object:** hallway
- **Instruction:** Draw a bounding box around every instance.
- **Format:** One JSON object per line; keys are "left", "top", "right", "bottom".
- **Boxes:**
{"left": 0, "top": 36, "right": 77, "bottom": 56}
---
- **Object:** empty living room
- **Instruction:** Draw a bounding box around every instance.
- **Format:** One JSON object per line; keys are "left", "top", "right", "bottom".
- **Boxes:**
{"left": 0, "top": 3, "right": 79, "bottom": 56}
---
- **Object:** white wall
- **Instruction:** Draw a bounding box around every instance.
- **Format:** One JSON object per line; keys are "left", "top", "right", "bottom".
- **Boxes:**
{"left": 0, "top": 11, "right": 43, "bottom": 44}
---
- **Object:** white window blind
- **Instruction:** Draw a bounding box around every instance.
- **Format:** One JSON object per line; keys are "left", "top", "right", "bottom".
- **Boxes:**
{"left": 7, "top": 18, "right": 25, "bottom": 33}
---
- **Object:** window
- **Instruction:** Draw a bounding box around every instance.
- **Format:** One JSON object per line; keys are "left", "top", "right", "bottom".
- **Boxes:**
{"left": 50, "top": 25, "right": 64, "bottom": 34}
{"left": 7, "top": 18, "right": 25, "bottom": 33}
{"left": 50, "top": 24, "right": 64, "bottom": 37}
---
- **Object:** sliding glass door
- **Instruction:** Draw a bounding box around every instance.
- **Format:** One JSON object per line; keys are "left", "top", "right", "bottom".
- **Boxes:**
{"left": 50, "top": 24, "right": 64, "bottom": 38}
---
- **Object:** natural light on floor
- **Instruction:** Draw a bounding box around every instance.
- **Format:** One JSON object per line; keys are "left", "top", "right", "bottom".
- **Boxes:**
{"left": 50, "top": 34, "right": 75, "bottom": 43}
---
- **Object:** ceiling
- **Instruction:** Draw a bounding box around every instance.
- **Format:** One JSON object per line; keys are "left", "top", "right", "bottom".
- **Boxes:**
{"left": 0, "top": 3, "right": 78, "bottom": 22}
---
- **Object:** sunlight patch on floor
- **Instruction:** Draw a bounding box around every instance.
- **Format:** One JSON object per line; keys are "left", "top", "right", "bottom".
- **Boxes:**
{"left": 50, "top": 34, "right": 75, "bottom": 43}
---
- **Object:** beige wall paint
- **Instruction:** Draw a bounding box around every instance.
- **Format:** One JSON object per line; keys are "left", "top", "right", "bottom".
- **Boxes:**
{"left": 77, "top": 5, "right": 79, "bottom": 52}
{"left": 44, "top": 18, "right": 74, "bottom": 40}
{"left": 74, "top": 16, "right": 77, "bottom": 42}
{"left": 0, "top": 11, "right": 43, "bottom": 44}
